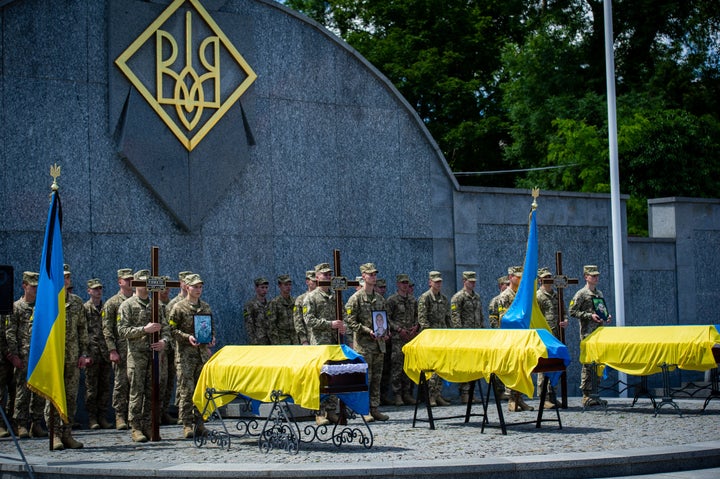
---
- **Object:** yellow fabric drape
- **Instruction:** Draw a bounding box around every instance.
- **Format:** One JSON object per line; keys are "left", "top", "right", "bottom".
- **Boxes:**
{"left": 402, "top": 329, "right": 553, "bottom": 397}
{"left": 193, "top": 345, "right": 354, "bottom": 417}
{"left": 580, "top": 325, "right": 720, "bottom": 376}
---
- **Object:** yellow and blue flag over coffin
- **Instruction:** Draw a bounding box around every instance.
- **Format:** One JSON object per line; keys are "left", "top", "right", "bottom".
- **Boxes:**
{"left": 27, "top": 190, "right": 68, "bottom": 423}
{"left": 500, "top": 208, "right": 551, "bottom": 331}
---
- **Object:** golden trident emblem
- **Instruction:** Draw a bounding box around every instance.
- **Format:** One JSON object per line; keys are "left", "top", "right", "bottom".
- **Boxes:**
{"left": 50, "top": 163, "right": 61, "bottom": 191}
{"left": 531, "top": 187, "right": 540, "bottom": 210}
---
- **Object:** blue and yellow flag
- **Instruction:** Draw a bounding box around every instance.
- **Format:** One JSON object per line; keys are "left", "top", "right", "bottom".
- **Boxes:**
{"left": 27, "top": 190, "right": 68, "bottom": 422}
{"left": 500, "top": 208, "right": 551, "bottom": 331}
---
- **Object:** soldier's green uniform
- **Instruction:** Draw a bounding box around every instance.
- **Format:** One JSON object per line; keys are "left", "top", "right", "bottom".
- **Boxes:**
{"left": 168, "top": 274, "right": 213, "bottom": 435}
{"left": 84, "top": 278, "right": 112, "bottom": 429}
{"left": 536, "top": 268, "right": 562, "bottom": 408}
{"left": 487, "top": 276, "right": 509, "bottom": 328}
{"left": 46, "top": 265, "right": 90, "bottom": 449}
{"left": 243, "top": 277, "right": 270, "bottom": 345}
{"left": 450, "top": 271, "right": 485, "bottom": 401}
{"left": 102, "top": 268, "right": 134, "bottom": 429}
{"left": 385, "top": 273, "right": 418, "bottom": 405}
{"left": 569, "top": 265, "right": 607, "bottom": 404}
{"left": 0, "top": 305, "right": 14, "bottom": 438}
{"left": 292, "top": 271, "right": 315, "bottom": 345}
{"left": 417, "top": 271, "right": 451, "bottom": 404}
{"left": 345, "top": 263, "right": 387, "bottom": 417}
{"left": 268, "top": 275, "right": 298, "bottom": 344}
{"left": 118, "top": 270, "right": 171, "bottom": 441}
{"left": 303, "top": 289, "right": 339, "bottom": 345}
{"left": 5, "top": 272, "right": 45, "bottom": 437}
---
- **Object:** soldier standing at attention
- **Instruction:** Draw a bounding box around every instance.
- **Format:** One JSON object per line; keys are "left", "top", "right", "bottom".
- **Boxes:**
{"left": 293, "top": 270, "right": 316, "bottom": 345}
{"left": 385, "top": 273, "right": 418, "bottom": 406}
{"left": 450, "top": 271, "right": 485, "bottom": 404}
{"left": 46, "top": 265, "right": 91, "bottom": 450}
{"left": 243, "top": 277, "right": 270, "bottom": 345}
{"left": 0, "top": 287, "right": 15, "bottom": 438}
{"left": 417, "top": 271, "right": 452, "bottom": 407}
{"left": 158, "top": 278, "right": 176, "bottom": 425}
{"left": 536, "top": 267, "right": 568, "bottom": 409}
{"left": 168, "top": 273, "right": 214, "bottom": 439}
{"left": 118, "top": 270, "right": 169, "bottom": 442}
{"left": 268, "top": 275, "right": 297, "bottom": 344}
{"left": 5, "top": 271, "right": 46, "bottom": 439}
{"left": 102, "top": 268, "right": 134, "bottom": 430}
{"left": 84, "top": 278, "right": 113, "bottom": 430}
{"left": 346, "top": 263, "right": 389, "bottom": 422}
{"left": 302, "top": 263, "right": 345, "bottom": 425}
{"left": 569, "top": 265, "right": 612, "bottom": 407}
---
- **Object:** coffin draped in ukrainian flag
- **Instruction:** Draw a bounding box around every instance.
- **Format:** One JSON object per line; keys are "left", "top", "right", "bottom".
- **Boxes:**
{"left": 580, "top": 325, "right": 720, "bottom": 376}
{"left": 193, "top": 344, "right": 368, "bottom": 418}
{"left": 402, "top": 328, "right": 569, "bottom": 397}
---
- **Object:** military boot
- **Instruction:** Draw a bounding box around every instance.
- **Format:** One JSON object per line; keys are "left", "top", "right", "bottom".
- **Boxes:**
{"left": 131, "top": 428, "right": 148, "bottom": 443}
{"left": 31, "top": 421, "right": 48, "bottom": 438}
{"left": 370, "top": 407, "right": 389, "bottom": 421}
{"left": 16, "top": 425, "right": 29, "bottom": 439}
{"left": 394, "top": 394, "right": 404, "bottom": 407}
{"left": 508, "top": 392, "right": 520, "bottom": 412}
{"left": 182, "top": 425, "right": 194, "bottom": 439}
{"left": 362, "top": 412, "right": 375, "bottom": 423}
{"left": 435, "top": 396, "right": 451, "bottom": 407}
{"left": 460, "top": 393, "right": 469, "bottom": 404}
{"left": 51, "top": 433, "right": 65, "bottom": 451}
{"left": 88, "top": 417, "right": 100, "bottom": 430}
{"left": 61, "top": 429, "right": 84, "bottom": 449}
{"left": 0, "top": 425, "right": 9, "bottom": 438}
{"left": 98, "top": 416, "right": 113, "bottom": 429}
{"left": 315, "top": 412, "right": 330, "bottom": 426}
{"left": 115, "top": 414, "right": 128, "bottom": 430}
{"left": 402, "top": 392, "right": 416, "bottom": 405}
{"left": 516, "top": 394, "right": 534, "bottom": 411}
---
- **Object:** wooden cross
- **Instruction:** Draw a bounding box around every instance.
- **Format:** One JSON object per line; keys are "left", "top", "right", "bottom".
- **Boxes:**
{"left": 316, "top": 249, "right": 360, "bottom": 345}
{"left": 131, "top": 246, "right": 181, "bottom": 441}
{"left": 541, "top": 251, "right": 578, "bottom": 409}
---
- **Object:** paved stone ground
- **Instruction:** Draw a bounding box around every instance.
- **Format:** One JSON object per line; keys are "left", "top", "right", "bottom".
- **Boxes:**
{"left": 1, "top": 397, "right": 718, "bottom": 467}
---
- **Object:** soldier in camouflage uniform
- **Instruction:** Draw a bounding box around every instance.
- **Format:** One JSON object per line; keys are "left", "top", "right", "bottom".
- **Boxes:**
{"left": 84, "top": 278, "right": 113, "bottom": 430}
{"left": 302, "top": 263, "right": 345, "bottom": 425}
{"left": 536, "top": 267, "right": 568, "bottom": 409}
{"left": 0, "top": 293, "right": 15, "bottom": 438}
{"left": 46, "top": 265, "right": 91, "bottom": 450}
{"left": 168, "top": 273, "right": 214, "bottom": 439}
{"left": 102, "top": 268, "right": 134, "bottom": 430}
{"left": 5, "top": 271, "right": 46, "bottom": 438}
{"left": 375, "top": 278, "right": 393, "bottom": 405}
{"left": 118, "top": 270, "right": 170, "bottom": 442}
{"left": 569, "top": 265, "right": 612, "bottom": 407}
{"left": 165, "top": 271, "right": 192, "bottom": 315}
{"left": 417, "top": 271, "right": 452, "bottom": 406}
{"left": 292, "top": 270, "right": 316, "bottom": 345}
{"left": 385, "top": 273, "right": 418, "bottom": 406}
{"left": 346, "top": 263, "right": 389, "bottom": 422}
{"left": 487, "top": 276, "right": 509, "bottom": 329}
{"left": 267, "top": 275, "right": 298, "bottom": 344}
{"left": 450, "top": 271, "right": 486, "bottom": 404}
{"left": 243, "top": 277, "right": 270, "bottom": 345}
{"left": 158, "top": 278, "right": 175, "bottom": 425}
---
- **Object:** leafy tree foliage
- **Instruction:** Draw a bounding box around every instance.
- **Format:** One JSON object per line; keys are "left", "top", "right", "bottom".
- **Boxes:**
{"left": 282, "top": 0, "right": 720, "bottom": 234}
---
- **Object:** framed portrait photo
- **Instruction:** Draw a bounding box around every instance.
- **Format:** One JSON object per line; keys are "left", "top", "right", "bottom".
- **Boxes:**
{"left": 372, "top": 310, "right": 387, "bottom": 337}
{"left": 592, "top": 298, "right": 609, "bottom": 322}
{"left": 194, "top": 314, "right": 213, "bottom": 344}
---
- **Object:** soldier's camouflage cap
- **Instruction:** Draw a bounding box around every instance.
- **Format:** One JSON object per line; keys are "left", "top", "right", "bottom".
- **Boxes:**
{"left": 22, "top": 271, "right": 39, "bottom": 286}
{"left": 497, "top": 276, "right": 509, "bottom": 285}
{"left": 584, "top": 265, "right": 600, "bottom": 276}
{"left": 429, "top": 271, "right": 442, "bottom": 282}
{"left": 359, "top": 263, "right": 378, "bottom": 274}
{"left": 185, "top": 273, "right": 204, "bottom": 286}
{"left": 305, "top": 270, "right": 316, "bottom": 280}
{"left": 117, "top": 268, "right": 134, "bottom": 279}
{"left": 86, "top": 278, "right": 103, "bottom": 289}
{"left": 134, "top": 269, "right": 150, "bottom": 281}
{"left": 179, "top": 271, "right": 193, "bottom": 282}
{"left": 376, "top": 278, "right": 386, "bottom": 287}
{"left": 314, "top": 263, "right": 331, "bottom": 274}
{"left": 537, "top": 267, "right": 552, "bottom": 278}
{"left": 277, "top": 274, "right": 292, "bottom": 284}
{"left": 396, "top": 273, "right": 410, "bottom": 283}
{"left": 63, "top": 264, "right": 71, "bottom": 276}
{"left": 254, "top": 277, "right": 269, "bottom": 286}
{"left": 508, "top": 266, "right": 523, "bottom": 277}
{"left": 462, "top": 271, "right": 477, "bottom": 281}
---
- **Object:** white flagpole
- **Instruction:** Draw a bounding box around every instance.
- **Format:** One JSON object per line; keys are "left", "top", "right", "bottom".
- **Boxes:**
{"left": 604, "top": 0, "right": 627, "bottom": 394}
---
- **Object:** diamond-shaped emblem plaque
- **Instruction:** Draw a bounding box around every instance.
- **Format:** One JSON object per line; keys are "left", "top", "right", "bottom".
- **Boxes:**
{"left": 115, "top": 0, "right": 257, "bottom": 151}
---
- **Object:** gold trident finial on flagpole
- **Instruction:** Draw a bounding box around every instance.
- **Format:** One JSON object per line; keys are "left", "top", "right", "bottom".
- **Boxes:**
{"left": 50, "top": 163, "right": 61, "bottom": 191}
{"left": 531, "top": 187, "right": 540, "bottom": 210}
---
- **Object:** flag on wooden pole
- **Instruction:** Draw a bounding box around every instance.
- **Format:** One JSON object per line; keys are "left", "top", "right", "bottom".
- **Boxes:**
{"left": 27, "top": 174, "right": 68, "bottom": 423}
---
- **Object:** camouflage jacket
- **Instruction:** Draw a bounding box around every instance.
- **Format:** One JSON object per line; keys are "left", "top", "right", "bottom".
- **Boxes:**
{"left": 84, "top": 299, "right": 108, "bottom": 360}
{"left": 243, "top": 297, "right": 270, "bottom": 345}
{"left": 495, "top": 287, "right": 516, "bottom": 328}
{"left": 417, "top": 289, "right": 451, "bottom": 330}
{"left": 569, "top": 285, "right": 604, "bottom": 339}
{"left": 168, "top": 297, "right": 213, "bottom": 362}
{"left": 102, "top": 290, "right": 132, "bottom": 352}
{"left": 385, "top": 292, "right": 418, "bottom": 335}
{"left": 268, "top": 294, "right": 298, "bottom": 345}
{"left": 65, "top": 293, "right": 89, "bottom": 362}
{"left": 450, "top": 289, "right": 485, "bottom": 328}
{"left": 302, "top": 288, "right": 338, "bottom": 345}
{"left": 118, "top": 295, "right": 170, "bottom": 355}
{"left": 292, "top": 291, "right": 311, "bottom": 345}
{"left": 536, "top": 288, "right": 561, "bottom": 337}
{"left": 345, "top": 289, "right": 386, "bottom": 354}
{"left": 5, "top": 298, "right": 34, "bottom": 360}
